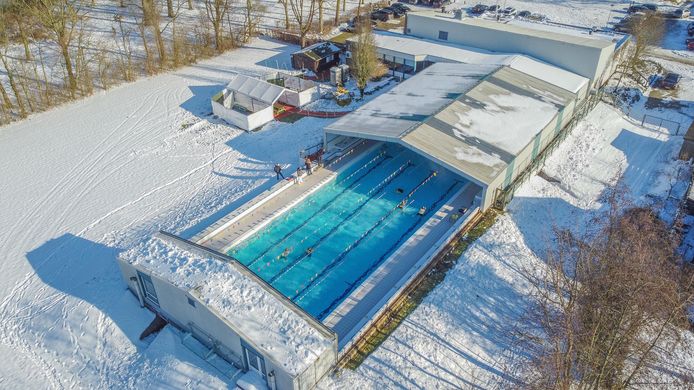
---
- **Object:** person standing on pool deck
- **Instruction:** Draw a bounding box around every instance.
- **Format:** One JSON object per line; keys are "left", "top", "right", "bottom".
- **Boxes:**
{"left": 295, "top": 166, "right": 304, "bottom": 184}
{"left": 304, "top": 157, "right": 313, "bottom": 175}
{"left": 274, "top": 163, "right": 285, "bottom": 180}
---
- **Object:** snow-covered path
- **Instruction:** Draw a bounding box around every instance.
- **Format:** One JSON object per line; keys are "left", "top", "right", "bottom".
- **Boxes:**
{"left": 0, "top": 37, "right": 332, "bottom": 388}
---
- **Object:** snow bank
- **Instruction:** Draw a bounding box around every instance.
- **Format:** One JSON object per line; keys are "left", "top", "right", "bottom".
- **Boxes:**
{"left": 121, "top": 235, "right": 333, "bottom": 376}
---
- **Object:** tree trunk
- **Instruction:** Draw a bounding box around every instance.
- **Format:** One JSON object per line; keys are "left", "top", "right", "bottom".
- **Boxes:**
{"left": 282, "top": 0, "right": 289, "bottom": 29}
{"left": 60, "top": 42, "right": 77, "bottom": 98}
{"left": 0, "top": 79, "right": 13, "bottom": 110}
{"left": 167, "top": 0, "right": 174, "bottom": 17}
{"left": 187, "top": 0, "right": 193, "bottom": 10}
{"left": 246, "top": 0, "right": 253, "bottom": 40}
{"left": 0, "top": 55, "right": 26, "bottom": 117}
{"left": 334, "top": 0, "right": 340, "bottom": 25}
{"left": 318, "top": 0, "right": 323, "bottom": 34}
{"left": 16, "top": 22, "right": 32, "bottom": 61}
{"left": 359, "top": 87, "right": 364, "bottom": 98}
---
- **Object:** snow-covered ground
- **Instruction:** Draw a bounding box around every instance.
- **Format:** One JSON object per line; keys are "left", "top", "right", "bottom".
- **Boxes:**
{"left": 1, "top": 1, "right": 694, "bottom": 389}
{"left": 321, "top": 101, "right": 693, "bottom": 390}
{"left": 0, "top": 37, "right": 337, "bottom": 388}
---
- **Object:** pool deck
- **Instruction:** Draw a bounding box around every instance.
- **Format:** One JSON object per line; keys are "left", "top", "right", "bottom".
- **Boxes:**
{"left": 323, "top": 182, "right": 481, "bottom": 349}
{"left": 192, "top": 139, "right": 377, "bottom": 253}
{"left": 192, "top": 137, "right": 483, "bottom": 351}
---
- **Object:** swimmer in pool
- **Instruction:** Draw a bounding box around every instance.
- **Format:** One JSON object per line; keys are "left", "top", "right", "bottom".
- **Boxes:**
{"left": 279, "top": 247, "right": 292, "bottom": 259}
{"left": 306, "top": 247, "right": 314, "bottom": 256}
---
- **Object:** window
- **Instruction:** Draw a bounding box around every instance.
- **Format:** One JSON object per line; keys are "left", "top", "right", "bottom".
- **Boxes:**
{"left": 187, "top": 297, "right": 196, "bottom": 308}
{"left": 242, "top": 342, "right": 266, "bottom": 378}
{"left": 438, "top": 30, "right": 448, "bottom": 40}
{"left": 137, "top": 271, "right": 159, "bottom": 306}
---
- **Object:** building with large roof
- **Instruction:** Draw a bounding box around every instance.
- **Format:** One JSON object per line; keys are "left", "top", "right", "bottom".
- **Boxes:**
{"left": 401, "top": 11, "right": 628, "bottom": 86}
{"left": 325, "top": 61, "right": 589, "bottom": 210}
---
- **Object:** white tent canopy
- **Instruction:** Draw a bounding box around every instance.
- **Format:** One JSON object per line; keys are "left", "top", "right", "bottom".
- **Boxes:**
{"left": 226, "top": 74, "right": 286, "bottom": 105}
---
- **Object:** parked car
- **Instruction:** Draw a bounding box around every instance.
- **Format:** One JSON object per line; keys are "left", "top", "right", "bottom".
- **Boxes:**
{"left": 527, "top": 12, "right": 546, "bottom": 21}
{"left": 371, "top": 10, "right": 389, "bottom": 21}
{"left": 383, "top": 6, "right": 405, "bottom": 17}
{"left": 517, "top": 10, "right": 531, "bottom": 18}
{"left": 687, "top": 38, "right": 694, "bottom": 51}
{"left": 627, "top": 4, "right": 647, "bottom": 14}
{"left": 688, "top": 22, "right": 694, "bottom": 36}
{"left": 614, "top": 15, "right": 642, "bottom": 33}
{"left": 658, "top": 72, "right": 681, "bottom": 89}
{"left": 642, "top": 3, "right": 658, "bottom": 12}
{"left": 671, "top": 8, "right": 691, "bottom": 18}
{"left": 470, "top": 4, "right": 488, "bottom": 14}
{"left": 390, "top": 3, "right": 411, "bottom": 12}
{"left": 488, "top": 4, "right": 499, "bottom": 12}
{"left": 501, "top": 6, "right": 517, "bottom": 16}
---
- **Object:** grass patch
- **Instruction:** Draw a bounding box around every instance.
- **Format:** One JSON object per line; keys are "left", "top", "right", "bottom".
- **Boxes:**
{"left": 340, "top": 209, "right": 499, "bottom": 370}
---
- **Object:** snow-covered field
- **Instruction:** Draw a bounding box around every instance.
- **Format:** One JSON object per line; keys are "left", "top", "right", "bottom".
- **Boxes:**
{"left": 0, "top": 37, "right": 335, "bottom": 388}
{"left": 1, "top": 0, "right": 694, "bottom": 389}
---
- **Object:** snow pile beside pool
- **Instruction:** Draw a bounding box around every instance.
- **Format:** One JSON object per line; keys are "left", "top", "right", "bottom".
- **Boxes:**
{"left": 121, "top": 235, "right": 333, "bottom": 376}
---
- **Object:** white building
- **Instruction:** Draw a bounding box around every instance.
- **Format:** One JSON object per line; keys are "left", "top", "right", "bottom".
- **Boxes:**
{"left": 402, "top": 11, "right": 628, "bottom": 87}
{"left": 211, "top": 75, "right": 286, "bottom": 131}
{"left": 118, "top": 232, "right": 337, "bottom": 390}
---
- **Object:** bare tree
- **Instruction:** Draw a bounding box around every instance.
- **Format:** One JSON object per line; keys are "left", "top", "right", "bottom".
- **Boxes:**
{"left": 202, "top": 0, "right": 231, "bottom": 51}
{"left": 241, "top": 0, "right": 266, "bottom": 42}
{"left": 278, "top": 0, "right": 289, "bottom": 29}
{"left": 333, "top": 0, "right": 340, "bottom": 25}
{"left": 351, "top": 17, "right": 379, "bottom": 97}
{"left": 287, "top": 0, "right": 316, "bottom": 47}
{"left": 316, "top": 0, "right": 324, "bottom": 33}
{"left": 516, "top": 191, "right": 694, "bottom": 389}
{"left": 113, "top": 14, "right": 135, "bottom": 81}
{"left": 617, "top": 13, "right": 664, "bottom": 87}
{"left": 24, "top": 0, "right": 83, "bottom": 98}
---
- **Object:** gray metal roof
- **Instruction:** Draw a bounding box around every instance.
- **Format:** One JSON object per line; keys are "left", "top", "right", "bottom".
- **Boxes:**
{"left": 326, "top": 63, "right": 578, "bottom": 186}
{"left": 226, "top": 74, "right": 286, "bottom": 105}
{"left": 324, "top": 63, "right": 499, "bottom": 141}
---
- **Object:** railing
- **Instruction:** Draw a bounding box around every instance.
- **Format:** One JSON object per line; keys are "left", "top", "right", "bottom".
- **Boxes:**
{"left": 493, "top": 88, "right": 604, "bottom": 209}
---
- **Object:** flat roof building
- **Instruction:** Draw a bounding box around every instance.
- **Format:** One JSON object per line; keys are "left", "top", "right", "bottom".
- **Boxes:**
{"left": 403, "top": 11, "right": 627, "bottom": 86}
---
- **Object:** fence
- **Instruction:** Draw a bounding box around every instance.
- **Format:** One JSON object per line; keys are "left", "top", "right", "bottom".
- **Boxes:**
{"left": 641, "top": 114, "right": 682, "bottom": 135}
{"left": 493, "top": 89, "right": 604, "bottom": 209}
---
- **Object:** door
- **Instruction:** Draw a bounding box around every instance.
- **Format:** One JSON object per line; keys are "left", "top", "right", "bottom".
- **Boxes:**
{"left": 137, "top": 271, "right": 159, "bottom": 307}
{"left": 243, "top": 344, "right": 266, "bottom": 379}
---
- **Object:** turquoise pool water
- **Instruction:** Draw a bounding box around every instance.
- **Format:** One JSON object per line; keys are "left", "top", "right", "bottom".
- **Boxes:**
{"left": 229, "top": 144, "right": 463, "bottom": 319}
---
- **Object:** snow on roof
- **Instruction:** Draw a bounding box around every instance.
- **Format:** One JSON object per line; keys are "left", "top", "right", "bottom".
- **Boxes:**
{"left": 357, "top": 31, "right": 588, "bottom": 93}
{"left": 325, "top": 63, "right": 499, "bottom": 141}
{"left": 121, "top": 235, "right": 334, "bottom": 376}
{"left": 410, "top": 11, "right": 615, "bottom": 49}
{"left": 226, "top": 74, "right": 286, "bottom": 105}
{"left": 294, "top": 42, "right": 341, "bottom": 60}
{"left": 326, "top": 63, "right": 577, "bottom": 186}
{"left": 506, "top": 19, "right": 628, "bottom": 48}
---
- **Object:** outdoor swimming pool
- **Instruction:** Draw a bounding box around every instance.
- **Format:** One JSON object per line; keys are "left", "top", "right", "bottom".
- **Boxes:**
{"left": 229, "top": 144, "right": 464, "bottom": 319}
